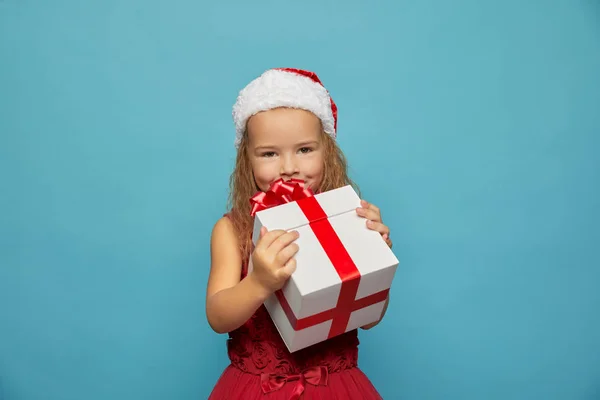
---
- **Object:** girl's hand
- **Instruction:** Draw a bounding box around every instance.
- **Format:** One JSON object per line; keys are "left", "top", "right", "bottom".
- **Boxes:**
{"left": 250, "top": 227, "right": 300, "bottom": 293}
{"left": 356, "top": 199, "right": 392, "bottom": 248}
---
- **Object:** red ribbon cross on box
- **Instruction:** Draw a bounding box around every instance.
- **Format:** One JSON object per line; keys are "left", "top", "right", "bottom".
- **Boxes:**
{"left": 250, "top": 179, "right": 389, "bottom": 338}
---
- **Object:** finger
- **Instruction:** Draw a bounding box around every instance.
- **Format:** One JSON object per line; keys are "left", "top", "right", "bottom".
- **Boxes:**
{"left": 366, "top": 220, "right": 390, "bottom": 235}
{"left": 382, "top": 233, "right": 393, "bottom": 248}
{"left": 356, "top": 207, "right": 381, "bottom": 222}
{"left": 268, "top": 230, "right": 300, "bottom": 254}
{"left": 277, "top": 258, "right": 297, "bottom": 281}
{"left": 275, "top": 242, "right": 299, "bottom": 266}
{"left": 368, "top": 203, "right": 380, "bottom": 214}
{"left": 358, "top": 199, "right": 382, "bottom": 219}
{"left": 259, "top": 226, "right": 267, "bottom": 238}
{"left": 361, "top": 199, "right": 380, "bottom": 214}
{"left": 257, "top": 229, "right": 288, "bottom": 248}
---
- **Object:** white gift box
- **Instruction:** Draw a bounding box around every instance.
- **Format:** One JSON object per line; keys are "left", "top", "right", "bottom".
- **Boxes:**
{"left": 248, "top": 184, "right": 399, "bottom": 353}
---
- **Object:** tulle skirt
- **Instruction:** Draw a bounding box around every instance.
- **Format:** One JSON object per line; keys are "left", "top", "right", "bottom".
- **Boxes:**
{"left": 208, "top": 364, "right": 383, "bottom": 400}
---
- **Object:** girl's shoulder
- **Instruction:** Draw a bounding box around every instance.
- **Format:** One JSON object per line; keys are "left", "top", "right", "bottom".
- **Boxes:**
{"left": 209, "top": 214, "right": 243, "bottom": 273}
{"left": 211, "top": 214, "right": 237, "bottom": 245}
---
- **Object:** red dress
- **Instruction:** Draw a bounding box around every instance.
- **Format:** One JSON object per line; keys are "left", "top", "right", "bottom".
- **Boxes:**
{"left": 208, "top": 257, "right": 383, "bottom": 400}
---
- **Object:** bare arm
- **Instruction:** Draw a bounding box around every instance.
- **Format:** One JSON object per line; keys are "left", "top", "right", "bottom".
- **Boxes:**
{"left": 205, "top": 217, "right": 271, "bottom": 334}
{"left": 360, "top": 294, "right": 390, "bottom": 330}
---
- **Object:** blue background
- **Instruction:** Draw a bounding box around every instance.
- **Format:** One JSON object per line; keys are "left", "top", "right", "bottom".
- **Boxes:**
{"left": 1, "top": 0, "right": 599, "bottom": 399}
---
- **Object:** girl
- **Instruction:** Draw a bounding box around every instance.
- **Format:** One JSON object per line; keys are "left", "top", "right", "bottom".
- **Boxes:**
{"left": 206, "top": 68, "right": 393, "bottom": 399}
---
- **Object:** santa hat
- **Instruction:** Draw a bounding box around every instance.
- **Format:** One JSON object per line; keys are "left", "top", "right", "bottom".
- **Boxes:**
{"left": 232, "top": 68, "right": 338, "bottom": 148}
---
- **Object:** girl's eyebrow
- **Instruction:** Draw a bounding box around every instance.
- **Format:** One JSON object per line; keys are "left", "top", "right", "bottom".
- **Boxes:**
{"left": 296, "top": 140, "right": 319, "bottom": 147}
{"left": 254, "top": 145, "right": 277, "bottom": 151}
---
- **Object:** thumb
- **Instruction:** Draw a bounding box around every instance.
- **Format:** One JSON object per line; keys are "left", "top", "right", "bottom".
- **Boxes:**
{"left": 259, "top": 226, "right": 267, "bottom": 237}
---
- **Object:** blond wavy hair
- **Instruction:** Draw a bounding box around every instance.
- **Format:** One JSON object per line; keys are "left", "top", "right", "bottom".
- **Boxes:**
{"left": 227, "top": 130, "right": 358, "bottom": 261}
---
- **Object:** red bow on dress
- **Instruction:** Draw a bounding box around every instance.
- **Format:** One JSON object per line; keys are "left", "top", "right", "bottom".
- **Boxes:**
{"left": 260, "top": 366, "right": 328, "bottom": 400}
{"left": 249, "top": 178, "right": 314, "bottom": 216}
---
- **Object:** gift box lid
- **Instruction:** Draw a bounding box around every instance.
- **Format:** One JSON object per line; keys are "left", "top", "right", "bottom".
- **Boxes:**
{"left": 251, "top": 185, "right": 361, "bottom": 244}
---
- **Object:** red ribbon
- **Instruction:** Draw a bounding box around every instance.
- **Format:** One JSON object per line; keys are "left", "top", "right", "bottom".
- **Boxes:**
{"left": 250, "top": 179, "right": 389, "bottom": 339}
{"left": 261, "top": 366, "right": 328, "bottom": 400}
{"left": 250, "top": 178, "right": 314, "bottom": 217}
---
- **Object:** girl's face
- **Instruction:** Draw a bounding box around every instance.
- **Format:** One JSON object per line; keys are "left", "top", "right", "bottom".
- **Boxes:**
{"left": 246, "top": 108, "right": 325, "bottom": 192}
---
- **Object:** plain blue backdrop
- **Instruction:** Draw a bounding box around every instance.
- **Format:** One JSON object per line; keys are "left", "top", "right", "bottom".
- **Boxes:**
{"left": 1, "top": 0, "right": 599, "bottom": 399}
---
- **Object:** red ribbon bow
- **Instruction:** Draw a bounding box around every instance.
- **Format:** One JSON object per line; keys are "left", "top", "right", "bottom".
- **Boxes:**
{"left": 250, "top": 178, "right": 314, "bottom": 216}
{"left": 261, "top": 366, "right": 328, "bottom": 400}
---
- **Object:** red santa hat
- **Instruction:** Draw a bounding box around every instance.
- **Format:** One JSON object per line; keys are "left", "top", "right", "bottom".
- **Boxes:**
{"left": 232, "top": 68, "right": 338, "bottom": 148}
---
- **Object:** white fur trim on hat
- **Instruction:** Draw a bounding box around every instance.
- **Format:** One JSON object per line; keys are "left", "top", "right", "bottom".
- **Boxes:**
{"left": 232, "top": 68, "right": 337, "bottom": 148}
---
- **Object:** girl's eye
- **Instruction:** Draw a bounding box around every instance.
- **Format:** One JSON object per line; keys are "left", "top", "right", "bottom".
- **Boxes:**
{"left": 262, "top": 151, "right": 276, "bottom": 157}
{"left": 299, "top": 147, "right": 312, "bottom": 154}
